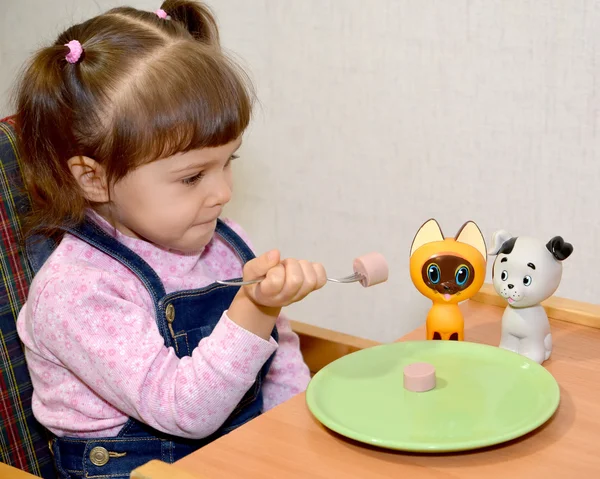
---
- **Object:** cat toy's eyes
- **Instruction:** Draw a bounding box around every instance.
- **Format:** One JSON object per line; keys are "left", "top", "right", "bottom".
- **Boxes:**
{"left": 427, "top": 264, "right": 441, "bottom": 284}
{"left": 523, "top": 275, "right": 532, "bottom": 286}
{"left": 455, "top": 265, "right": 469, "bottom": 286}
{"left": 500, "top": 270, "right": 508, "bottom": 281}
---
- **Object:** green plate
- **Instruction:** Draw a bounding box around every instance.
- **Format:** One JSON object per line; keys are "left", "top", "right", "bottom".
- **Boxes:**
{"left": 306, "top": 340, "right": 559, "bottom": 452}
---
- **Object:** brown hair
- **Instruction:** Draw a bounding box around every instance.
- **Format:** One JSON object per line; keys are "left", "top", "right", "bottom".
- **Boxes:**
{"left": 14, "top": 0, "right": 253, "bottom": 236}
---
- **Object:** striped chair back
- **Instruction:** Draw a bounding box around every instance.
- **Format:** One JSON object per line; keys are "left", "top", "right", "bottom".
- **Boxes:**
{"left": 0, "top": 118, "right": 56, "bottom": 478}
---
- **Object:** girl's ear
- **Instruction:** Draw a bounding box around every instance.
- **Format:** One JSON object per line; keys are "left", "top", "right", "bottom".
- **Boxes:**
{"left": 67, "top": 156, "right": 110, "bottom": 203}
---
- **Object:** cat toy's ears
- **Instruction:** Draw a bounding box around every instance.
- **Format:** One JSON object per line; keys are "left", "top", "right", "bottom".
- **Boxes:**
{"left": 455, "top": 221, "right": 487, "bottom": 259}
{"left": 488, "top": 230, "right": 513, "bottom": 256}
{"left": 410, "top": 218, "right": 444, "bottom": 257}
{"left": 546, "top": 236, "right": 573, "bottom": 261}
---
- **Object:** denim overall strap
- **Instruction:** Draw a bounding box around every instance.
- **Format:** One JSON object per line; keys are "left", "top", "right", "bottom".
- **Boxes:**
{"left": 213, "top": 219, "right": 255, "bottom": 264}
{"left": 61, "top": 218, "right": 172, "bottom": 345}
{"left": 62, "top": 218, "right": 167, "bottom": 299}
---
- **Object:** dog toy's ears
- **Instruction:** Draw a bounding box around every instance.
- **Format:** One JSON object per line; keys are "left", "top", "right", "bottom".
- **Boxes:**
{"left": 488, "top": 230, "right": 513, "bottom": 256}
{"left": 546, "top": 236, "right": 573, "bottom": 261}
{"left": 410, "top": 218, "right": 444, "bottom": 257}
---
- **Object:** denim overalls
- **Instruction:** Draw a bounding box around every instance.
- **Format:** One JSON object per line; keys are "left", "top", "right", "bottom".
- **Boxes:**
{"left": 31, "top": 218, "right": 278, "bottom": 479}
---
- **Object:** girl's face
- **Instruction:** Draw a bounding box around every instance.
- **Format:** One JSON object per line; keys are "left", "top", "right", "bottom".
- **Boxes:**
{"left": 107, "top": 137, "right": 241, "bottom": 254}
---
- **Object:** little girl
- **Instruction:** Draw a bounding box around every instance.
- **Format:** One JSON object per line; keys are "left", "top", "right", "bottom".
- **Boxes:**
{"left": 14, "top": 2, "right": 326, "bottom": 478}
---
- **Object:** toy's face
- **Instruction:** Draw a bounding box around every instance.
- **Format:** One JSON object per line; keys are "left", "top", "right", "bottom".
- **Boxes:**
{"left": 421, "top": 254, "right": 475, "bottom": 299}
{"left": 492, "top": 236, "right": 563, "bottom": 308}
{"left": 409, "top": 220, "right": 487, "bottom": 304}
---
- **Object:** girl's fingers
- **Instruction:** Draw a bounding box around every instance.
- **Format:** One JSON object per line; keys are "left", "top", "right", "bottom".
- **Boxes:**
{"left": 244, "top": 256, "right": 327, "bottom": 308}
{"left": 289, "top": 260, "right": 318, "bottom": 303}
{"left": 312, "top": 262, "right": 327, "bottom": 290}
{"left": 279, "top": 258, "right": 304, "bottom": 302}
{"left": 254, "top": 263, "right": 286, "bottom": 299}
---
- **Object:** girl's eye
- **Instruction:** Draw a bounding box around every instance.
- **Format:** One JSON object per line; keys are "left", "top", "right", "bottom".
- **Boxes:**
{"left": 182, "top": 172, "right": 204, "bottom": 186}
{"left": 182, "top": 155, "right": 237, "bottom": 185}
{"left": 225, "top": 154, "right": 239, "bottom": 168}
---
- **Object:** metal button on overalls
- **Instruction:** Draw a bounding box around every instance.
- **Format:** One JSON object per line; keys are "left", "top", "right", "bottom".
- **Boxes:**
{"left": 166, "top": 303, "right": 175, "bottom": 321}
{"left": 89, "top": 446, "right": 109, "bottom": 466}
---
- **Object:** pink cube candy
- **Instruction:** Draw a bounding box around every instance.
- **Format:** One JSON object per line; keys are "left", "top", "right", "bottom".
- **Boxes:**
{"left": 353, "top": 252, "right": 389, "bottom": 287}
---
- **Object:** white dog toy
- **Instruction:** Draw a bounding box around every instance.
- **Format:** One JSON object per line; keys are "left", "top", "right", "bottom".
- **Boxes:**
{"left": 489, "top": 231, "right": 573, "bottom": 364}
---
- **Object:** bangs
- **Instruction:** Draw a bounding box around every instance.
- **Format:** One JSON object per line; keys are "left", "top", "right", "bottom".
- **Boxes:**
{"left": 105, "top": 42, "right": 253, "bottom": 175}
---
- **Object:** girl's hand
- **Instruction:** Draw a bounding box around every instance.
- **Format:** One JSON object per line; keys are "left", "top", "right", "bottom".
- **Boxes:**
{"left": 227, "top": 249, "right": 327, "bottom": 340}
{"left": 242, "top": 250, "right": 327, "bottom": 308}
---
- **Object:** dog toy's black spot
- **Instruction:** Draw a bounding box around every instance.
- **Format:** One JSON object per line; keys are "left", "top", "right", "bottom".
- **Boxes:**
{"left": 546, "top": 236, "right": 573, "bottom": 261}
{"left": 527, "top": 262, "right": 536, "bottom": 270}
{"left": 498, "top": 237, "right": 518, "bottom": 255}
{"left": 501, "top": 257, "right": 508, "bottom": 263}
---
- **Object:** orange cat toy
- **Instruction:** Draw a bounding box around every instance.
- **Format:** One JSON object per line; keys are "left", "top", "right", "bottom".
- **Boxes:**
{"left": 409, "top": 219, "right": 487, "bottom": 340}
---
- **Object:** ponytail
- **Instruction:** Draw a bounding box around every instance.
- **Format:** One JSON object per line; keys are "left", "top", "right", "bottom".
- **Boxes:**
{"left": 161, "top": 0, "right": 220, "bottom": 44}
{"left": 15, "top": 41, "right": 87, "bottom": 232}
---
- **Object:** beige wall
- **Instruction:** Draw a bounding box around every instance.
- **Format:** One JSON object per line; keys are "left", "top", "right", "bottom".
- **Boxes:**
{"left": 2, "top": 1, "right": 597, "bottom": 341}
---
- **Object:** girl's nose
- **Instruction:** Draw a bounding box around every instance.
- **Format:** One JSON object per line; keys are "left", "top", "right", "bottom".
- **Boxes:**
{"left": 206, "top": 172, "right": 232, "bottom": 206}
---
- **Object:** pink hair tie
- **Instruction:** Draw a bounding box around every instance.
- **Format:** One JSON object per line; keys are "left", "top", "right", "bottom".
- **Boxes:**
{"left": 155, "top": 8, "right": 168, "bottom": 19}
{"left": 64, "top": 40, "right": 83, "bottom": 64}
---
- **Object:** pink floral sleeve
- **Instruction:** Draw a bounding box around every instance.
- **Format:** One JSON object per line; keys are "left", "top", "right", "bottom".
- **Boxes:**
{"left": 261, "top": 313, "right": 311, "bottom": 411}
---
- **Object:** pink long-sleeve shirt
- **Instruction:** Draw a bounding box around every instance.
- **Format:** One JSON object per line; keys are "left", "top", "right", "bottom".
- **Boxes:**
{"left": 16, "top": 212, "right": 311, "bottom": 440}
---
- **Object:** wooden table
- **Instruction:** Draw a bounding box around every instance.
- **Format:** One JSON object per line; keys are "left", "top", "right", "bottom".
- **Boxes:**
{"left": 175, "top": 300, "right": 600, "bottom": 478}
{"left": 0, "top": 462, "right": 40, "bottom": 479}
